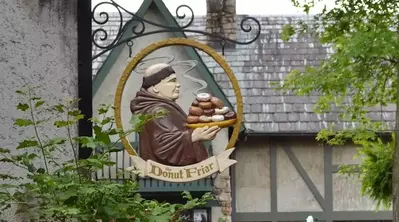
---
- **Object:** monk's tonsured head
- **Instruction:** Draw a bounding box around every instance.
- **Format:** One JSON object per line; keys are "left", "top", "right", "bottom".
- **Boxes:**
{"left": 142, "top": 63, "right": 180, "bottom": 101}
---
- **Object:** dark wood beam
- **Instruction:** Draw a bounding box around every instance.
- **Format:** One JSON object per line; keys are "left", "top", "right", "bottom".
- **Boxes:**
{"left": 77, "top": 0, "right": 92, "bottom": 159}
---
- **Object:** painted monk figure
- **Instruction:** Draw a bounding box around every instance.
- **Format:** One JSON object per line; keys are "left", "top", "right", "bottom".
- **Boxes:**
{"left": 130, "top": 63, "right": 221, "bottom": 166}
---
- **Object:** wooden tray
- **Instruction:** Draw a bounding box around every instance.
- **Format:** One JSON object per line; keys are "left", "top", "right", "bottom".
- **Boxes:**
{"left": 186, "top": 119, "right": 237, "bottom": 129}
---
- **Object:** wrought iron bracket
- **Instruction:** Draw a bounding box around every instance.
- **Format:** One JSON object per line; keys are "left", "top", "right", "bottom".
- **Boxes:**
{"left": 92, "top": 0, "right": 261, "bottom": 60}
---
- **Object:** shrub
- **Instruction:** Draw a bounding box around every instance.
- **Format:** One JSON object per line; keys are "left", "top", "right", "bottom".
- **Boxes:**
{"left": 0, "top": 85, "right": 213, "bottom": 222}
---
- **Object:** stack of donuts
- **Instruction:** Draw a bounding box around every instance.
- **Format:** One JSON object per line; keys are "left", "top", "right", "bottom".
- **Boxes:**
{"left": 187, "top": 93, "right": 237, "bottom": 124}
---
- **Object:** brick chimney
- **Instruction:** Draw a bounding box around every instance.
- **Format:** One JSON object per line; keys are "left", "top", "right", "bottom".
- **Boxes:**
{"left": 206, "top": 0, "right": 236, "bottom": 48}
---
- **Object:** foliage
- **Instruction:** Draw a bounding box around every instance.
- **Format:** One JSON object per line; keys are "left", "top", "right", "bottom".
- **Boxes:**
{"left": 0, "top": 85, "right": 213, "bottom": 221}
{"left": 339, "top": 134, "right": 394, "bottom": 209}
{"left": 278, "top": 0, "right": 399, "bottom": 209}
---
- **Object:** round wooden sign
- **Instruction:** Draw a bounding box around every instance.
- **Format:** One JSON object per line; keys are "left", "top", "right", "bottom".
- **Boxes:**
{"left": 114, "top": 38, "right": 243, "bottom": 156}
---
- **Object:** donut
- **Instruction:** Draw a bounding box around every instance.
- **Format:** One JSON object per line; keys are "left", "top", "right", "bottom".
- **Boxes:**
{"left": 196, "top": 93, "right": 211, "bottom": 102}
{"left": 191, "top": 100, "right": 199, "bottom": 107}
{"left": 215, "top": 106, "right": 230, "bottom": 115}
{"left": 199, "top": 115, "right": 212, "bottom": 123}
{"left": 210, "top": 97, "right": 224, "bottom": 109}
{"left": 187, "top": 116, "right": 200, "bottom": 124}
{"left": 211, "top": 115, "right": 225, "bottom": 122}
{"left": 198, "top": 101, "right": 213, "bottom": 109}
{"left": 203, "top": 108, "right": 215, "bottom": 116}
{"left": 224, "top": 111, "right": 236, "bottom": 120}
{"left": 189, "top": 106, "right": 203, "bottom": 116}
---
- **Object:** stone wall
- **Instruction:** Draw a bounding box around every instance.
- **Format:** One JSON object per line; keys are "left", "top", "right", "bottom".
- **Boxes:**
{"left": 0, "top": 0, "right": 78, "bottom": 221}
{"left": 205, "top": 0, "right": 236, "bottom": 46}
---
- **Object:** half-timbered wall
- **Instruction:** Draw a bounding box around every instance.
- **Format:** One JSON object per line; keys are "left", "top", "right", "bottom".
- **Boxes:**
{"left": 233, "top": 136, "right": 392, "bottom": 222}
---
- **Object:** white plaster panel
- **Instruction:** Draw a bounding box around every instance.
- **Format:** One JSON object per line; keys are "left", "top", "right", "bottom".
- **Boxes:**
{"left": 277, "top": 146, "right": 322, "bottom": 212}
{"left": 0, "top": 1, "right": 78, "bottom": 221}
{"left": 332, "top": 145, "right": 361, "bottom": 165}
{"left": 235, "top": 139, "right": 271, "bottom": 212}
{"left": 291, "top": 139, "right": 325, "bottom": 198}
{"left": 332, "top": 173, "right": 388, "bottom": 211}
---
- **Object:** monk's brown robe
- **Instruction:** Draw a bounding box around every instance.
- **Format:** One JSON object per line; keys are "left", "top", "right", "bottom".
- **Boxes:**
{"left": 130, "top": 88, "right": 209, "bottom": 166}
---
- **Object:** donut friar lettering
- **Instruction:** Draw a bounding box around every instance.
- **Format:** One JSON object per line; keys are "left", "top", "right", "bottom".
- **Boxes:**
{"left": 148, "top": 162, "right": 215, "bottom": 180}
{"left": 149, "top": 164, "right": 184, "bottom": 179}
{"left": 185, "top": 163, "right": 214, "bottom": 178}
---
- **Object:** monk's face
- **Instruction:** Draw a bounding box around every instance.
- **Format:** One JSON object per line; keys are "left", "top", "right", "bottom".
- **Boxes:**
{"left": 154, "top": 74, "right": 180, "bottom": 101}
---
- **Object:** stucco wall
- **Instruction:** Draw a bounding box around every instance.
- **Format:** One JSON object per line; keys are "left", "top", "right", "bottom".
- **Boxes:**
{"left": 235, "top": 136, "right": 384, "bottom": 213}
{"left": 0, "top": 0, "right": 78, "bottom": 220}
{"left": 235, "top": 137, "right": 271, "bottom": 212}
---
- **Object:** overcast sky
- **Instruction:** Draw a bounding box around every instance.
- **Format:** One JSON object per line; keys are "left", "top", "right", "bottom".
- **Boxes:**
{"left": 91, "top": 0, "right": 336, "bottom": 15}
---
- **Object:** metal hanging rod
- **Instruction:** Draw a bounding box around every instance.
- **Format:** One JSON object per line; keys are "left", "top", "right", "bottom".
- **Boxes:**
{"left": 91, "top": 0, "right": 261, "bottom": 60}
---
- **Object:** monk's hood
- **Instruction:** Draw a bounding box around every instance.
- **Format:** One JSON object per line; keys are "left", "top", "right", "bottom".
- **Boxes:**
{"left": 130, "top": 88, "right": 175, "bottom": 114}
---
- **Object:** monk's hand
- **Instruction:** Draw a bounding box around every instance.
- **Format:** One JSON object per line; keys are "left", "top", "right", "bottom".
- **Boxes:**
{"left": 191, "top": 126, "right": 221, "bottom": 142}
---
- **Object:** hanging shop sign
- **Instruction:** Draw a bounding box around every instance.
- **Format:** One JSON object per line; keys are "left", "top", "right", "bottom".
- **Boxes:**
{"left": 114, "top": 38, "right": 243, "bottom": 182}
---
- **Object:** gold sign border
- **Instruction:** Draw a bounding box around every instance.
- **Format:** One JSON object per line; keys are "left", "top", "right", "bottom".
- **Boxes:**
{"left": 114, "top": 38, "right": 243, "bottom": 156}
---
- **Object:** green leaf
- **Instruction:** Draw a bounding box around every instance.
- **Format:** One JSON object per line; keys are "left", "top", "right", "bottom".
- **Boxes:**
{"left": 17, "top": 139, "right": 39, "bottom": 149}
{"left": 15, "top": 90, "right": 27, "bottom": 95}
{"left": 181, "top": 191, "right": 192, "bottom": 200}
{"left": 53, "top": 104, "right": 65, "bottom": 113}
{"left": 98, "top": 104, "right": 111, "bottom": 114}
{"left": 169, "top": 205, "right": 176, "bottom": 213}
{"left": 0, "top": 174, "right": 19, "bottom": 180}
{"left": 0, "top": 184, "right": 19, "bottom": 189}
{"left": 281, "top": 24, "right": 295, "bottom": 42}
{"left": 54, "top": 120, "right": 70, "bottom": 128}
{"left": 64, "top": 207, "right": 80, "bottom": 215}
{"left": 93, "top": 125, "right": 111, "bottom": 145}
{"left": 68, "top": 110, "right": 81, "bottom": 117}
{"left": 27, "top": 153, "right": 38, "bottom": 160}
{"left": 31, "top": 97, "right": 41, "bottom": 101}
{"left": 84, "top": 158, "right": 105, "bottom": 168}
{"left": 44, "top": 137, "right": 67, "bottom": 147}
{"left": 35, "top": 100, "right": 45, "bottom": 108}
{"left": 16, "top": 103, "right": 29, "bottom": 111}
{"left": 107, "top": 128, "right": 119, "bottom": 135}
{"left": 0, "top": 148, "right": 10, "bottom": 153}
{"left": 0, "top": 158, "right": 14, "bottom": 163}
{"left": 79, "top": 137, "right": 97, "bottom": 149}
{"left": 101, "top": 117, "right": 113, "bottom": 125}
{"left": 67, "top": 98, "right": 80, "bottom": 105}
{"left": 183, "top": 200, "right": 197, "bottom": 209}
{"left": 14, "top": 118, "right": 34, "bottom": 127}
{"left": 303, "top": 4, "right": 312, "bottom": 14}
{"left": 36, "top": 168, "right": 45, "bottom": 174}
{"left": 102, "top": 160, "right": 116, "bottom": 166}
{"left": 151, "top": 206, "right": 164, "bottom": 216}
